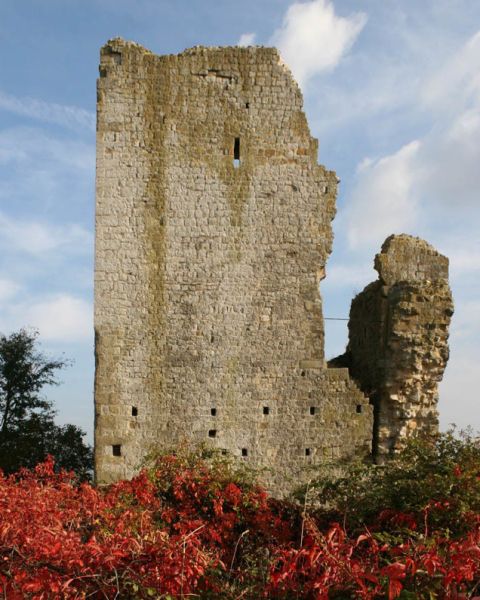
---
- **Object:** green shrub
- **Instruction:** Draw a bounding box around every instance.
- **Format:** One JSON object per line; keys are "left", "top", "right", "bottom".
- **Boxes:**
{"left": 296, "top": 428, "right": 480, "bottom": 537}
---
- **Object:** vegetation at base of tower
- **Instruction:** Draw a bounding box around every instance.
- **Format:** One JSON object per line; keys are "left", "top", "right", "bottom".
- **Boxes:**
{"left": 1, "top": 435, "right": 480, "bottom": 598}
{"left": 296, "top": 427, "right": 480, "bottom": 537}
{"left": 0, "top": 329, "right": 92, "bottom": 479}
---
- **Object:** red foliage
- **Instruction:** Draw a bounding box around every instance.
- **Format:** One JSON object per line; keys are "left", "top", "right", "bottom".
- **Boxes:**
{"left": 1, "top": 455, "right": 480, "bottom": 598}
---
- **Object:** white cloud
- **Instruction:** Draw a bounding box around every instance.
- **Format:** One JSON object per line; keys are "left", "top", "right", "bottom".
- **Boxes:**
{"left": 340, "top": 30, "right": 480, "bottom": 255}
{"left": 237, "top": 33, "right": 256, "bottom": 46}
{"left": 0, "top": 126, "right": 94, "bottom": 171}
{"left": 0, "top": 90, "right": 95, "bottom": 133}
{"left": 343, "top": 140, "right": 421, "bottom": 251}
{"left": 0, "top": 278, "right": 20, "bottom": 303}
{"left": 269, "top": 0, "right": 367, "bottom": 87}
{"left": 421, "top": 31, "right": 480, "bottom": 114}
{"left": 445, "top": 244, "right": 480, "bottom": 278}
{"left": 323, "top": 262, "right": 375, "bottom": 291}
{"left": 0, "top": 212, "right": 92, "bottom": 256}
{"left": 0, "top": 294, "right": 92, "bottom": 342}
{"left": 22, "top": 295, "right": 92, "bottom": 342}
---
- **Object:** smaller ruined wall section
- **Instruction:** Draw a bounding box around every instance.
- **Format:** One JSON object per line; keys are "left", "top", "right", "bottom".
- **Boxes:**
{"left": 336, "top": 235, "right": 453, "bottom": 462}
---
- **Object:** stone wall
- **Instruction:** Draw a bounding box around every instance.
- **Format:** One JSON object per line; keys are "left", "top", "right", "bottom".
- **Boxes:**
{"left": 333, "top": 235, "right": 453, "bottom": 463}
{"left": 94, "top": 39, "right": 372, "bottom": 496}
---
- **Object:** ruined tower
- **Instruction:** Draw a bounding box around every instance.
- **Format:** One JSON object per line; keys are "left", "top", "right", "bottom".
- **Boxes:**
{"left": 94, "top": 40, "right": 452, "bottom": 495}
{"left": 94, "top": 39, "right": 372, "bottom": 494}
{"left": 332, "top": 235, "right": 453, "bottom": 462}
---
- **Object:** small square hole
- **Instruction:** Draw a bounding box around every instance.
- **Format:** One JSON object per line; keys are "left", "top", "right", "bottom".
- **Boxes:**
{"left": 310, "top": 406, "right": 316, "bottom": 415}
{"left": 131, "top": 406, "right": 138, "bottom": 417}
{"left": 211, "top": 408, "right": 217, "bottom": 416}
{"left": 242, "top": 448, "right": 248, "bottom": 457}
{"left": 112, "top": 444, "right": 121, "bottom": 457}
{"left": 208, "top": 429, "right": 217, "bottom": 438}
{"left": 305, "top": 448, "right": 311, "bottom": 456}
{"left": 263, "top": 406, "right": 269, "bottom": 415}
{"left": 356, "top": 405, "right": 363, "bottom": 414}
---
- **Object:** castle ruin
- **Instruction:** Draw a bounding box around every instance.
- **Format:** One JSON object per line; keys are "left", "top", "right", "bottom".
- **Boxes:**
{"left": 94, "top": 39, "right": 452, "bottom": 495}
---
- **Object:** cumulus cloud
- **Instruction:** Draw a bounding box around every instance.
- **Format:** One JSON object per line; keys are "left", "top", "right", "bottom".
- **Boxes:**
{"left": 341, "top": 28, "right": 480, "bottom": 253}
{"left": 0, "top": 212, "right": 92, "bottom": 256}
{"left": 0, "top": 290, "right": 92, "bottom": 342}
{"left": 237, "top": 33, "right": 256, "bottom": 46}
{"left": 421, "top": 31, "right": 480, "bottom": 113}
{"left": 269, "top": 0, "right": 367, "bottom": 87}
{"left": 344, "top": 141, "right": 421, "bottom": 251}
{"left": 0, "top": 90, "right": 95, "bottom": 133}
{"left": 22, "top": 295, "right": 92, "bottom": 342}
{"left": 0, "top": 126, "right": 94, "bottom": 171}
{"left": 323, "top": 262, "right": 376, "bottom": 291}
{"left": 0, "top": 278, "right": 20, "bottom": 303}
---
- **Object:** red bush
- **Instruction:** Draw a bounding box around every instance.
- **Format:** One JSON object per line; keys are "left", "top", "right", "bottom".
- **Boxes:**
{"left": 1, "top": 452, "right": 480, "bottom": 598}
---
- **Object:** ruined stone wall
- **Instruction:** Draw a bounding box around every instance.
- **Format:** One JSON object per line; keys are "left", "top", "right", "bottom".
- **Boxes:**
{"left": 339, "top": 235, "right": 453, "bottom": 462}
{"left": 94, "top": 39, "right": 372, "bottom": 496}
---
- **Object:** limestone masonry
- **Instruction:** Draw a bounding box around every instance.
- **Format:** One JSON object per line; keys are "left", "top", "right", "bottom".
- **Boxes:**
{"left": 94, "top": 39, "right": 452, "bottom": 495}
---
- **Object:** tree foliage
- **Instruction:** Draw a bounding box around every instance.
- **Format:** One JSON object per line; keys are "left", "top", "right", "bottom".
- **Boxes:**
{"left": 0, "top": 329, "right": 92, "bottom": 478}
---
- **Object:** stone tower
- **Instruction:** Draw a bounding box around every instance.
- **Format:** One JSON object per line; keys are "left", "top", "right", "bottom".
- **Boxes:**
{"left": 94, "top": 39, "right": 373, "bottom": 495}
{"left": 94, "top": 40, "right": 453, "bottom": 495}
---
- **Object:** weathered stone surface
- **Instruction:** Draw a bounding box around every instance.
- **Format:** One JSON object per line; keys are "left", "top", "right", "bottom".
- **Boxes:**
{"left": 94, "top": 39, "right": 373, "bottom": 496}
{"left": 334, "top": 234, "right": 453, "bottom": 463}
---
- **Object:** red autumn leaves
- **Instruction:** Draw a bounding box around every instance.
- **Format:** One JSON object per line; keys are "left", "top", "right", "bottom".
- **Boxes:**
{"left": 1, "top": 448, "right": 480, "bottom": 598}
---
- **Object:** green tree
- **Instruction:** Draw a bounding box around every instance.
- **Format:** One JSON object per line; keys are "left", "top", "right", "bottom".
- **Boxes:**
{"left": 0, "top": 329, "right": 92, "bottom": 479}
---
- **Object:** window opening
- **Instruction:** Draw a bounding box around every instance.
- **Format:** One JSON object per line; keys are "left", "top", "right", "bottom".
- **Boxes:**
{"left": 208, "top": 429, "right": 217, "bottom": 438}
{"left": 305, "top": 448, "right": 311, "bottom": 456}
{"left": 242, "top": 448, "right": 248, "bottom": 457}
{"left": 263, "top": 406, "right": 270, "bottom": 415}
{"left": 233, "top": 137, "right": 240, "bottom": 168}
{"left": 132, "top": 406, "right": 138, "bottom": 417}
{"left": 112, "top": 445, "right": 122, "bottom": 457}
{"left": 211, "top": 408, "right": 217, "bottom": 416}
{"left": 309, "top": 406, "right": 316, "bottom": 415}
{"left": 356, "top": 405, "right": 363, "bottom": 414}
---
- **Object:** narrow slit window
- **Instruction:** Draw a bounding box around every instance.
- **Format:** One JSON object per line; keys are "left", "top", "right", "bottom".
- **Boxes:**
{"left": 305, "top": 448, "right": 311, "bottom": 457}
{"left": 208, "top": 429, "right": 217, "bottom": 438}
{"left": 310, "top": 406, "right": 316, "bottom": 416}
{"left": 132, "top": 406, "right": 138, "bottom": 417}
{"left": 112, "top": 444, "right": 122, "bottom": 457}
{"left": 242, "top": 448, "right": 248, "bottom": 457}
{"left": 211, "top": 408, "right": 217, "bottom": 417}
{"left": 263, "top": 406, "right": 269, "bottom": 415}
{"left": 233, "top": 137, "right": 240, "bottom": 168}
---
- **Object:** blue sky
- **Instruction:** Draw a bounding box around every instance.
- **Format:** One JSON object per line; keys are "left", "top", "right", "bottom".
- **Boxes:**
{"left": 0, "top": 0, "right": 479, "bottom": 442}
